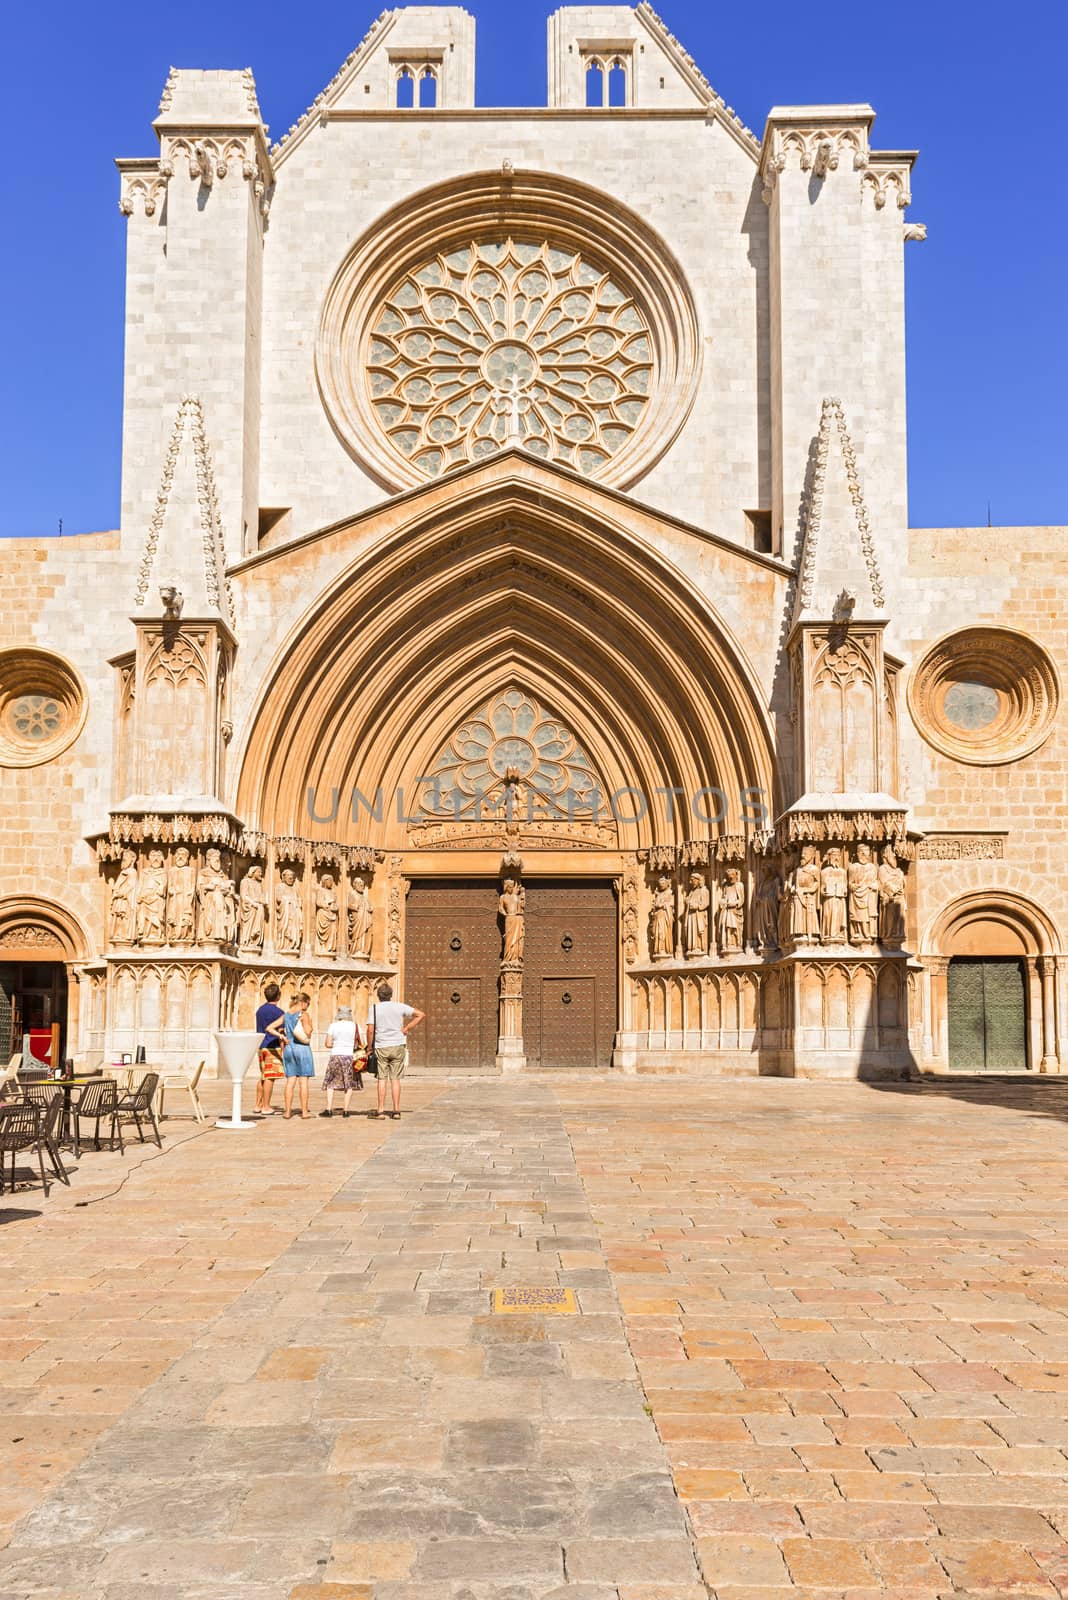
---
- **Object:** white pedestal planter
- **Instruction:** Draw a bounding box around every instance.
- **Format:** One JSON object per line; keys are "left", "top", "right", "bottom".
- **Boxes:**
{"left": 213, "top": 1030, "right": 262, "bottom": 1129}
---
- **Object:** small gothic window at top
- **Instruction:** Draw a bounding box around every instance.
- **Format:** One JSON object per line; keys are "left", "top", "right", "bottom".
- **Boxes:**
{"left": 365, "top": 237, "right": 654, "bottom": 480}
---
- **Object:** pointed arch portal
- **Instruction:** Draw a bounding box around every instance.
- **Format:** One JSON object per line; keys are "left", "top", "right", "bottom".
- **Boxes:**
{"left": 231, "top": 460, "right": 782, "bottom": 1071}
{"left": 235, "top": 465, "right": 777, "bottom": 851}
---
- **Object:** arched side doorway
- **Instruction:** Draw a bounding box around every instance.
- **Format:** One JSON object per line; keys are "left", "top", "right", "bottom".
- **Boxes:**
{"left": 0, "top": 897, "right": 88, "bottom": 1069}
{"left": 922, "top": 893, "right": 1064, "bottom": 1074}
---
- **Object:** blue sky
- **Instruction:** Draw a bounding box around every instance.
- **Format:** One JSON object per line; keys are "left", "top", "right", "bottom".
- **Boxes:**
{"left": 1, "top": 0, "right": 1064, "bottom": 538}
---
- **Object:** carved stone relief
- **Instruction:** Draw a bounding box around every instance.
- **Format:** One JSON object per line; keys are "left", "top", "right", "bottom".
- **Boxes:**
{"left": 716, "top": 868, "right": 745, "bottom": 956}
{"left": 275, "top": 868, "right": 304, "bottom": 956}
{"left": 238, "top": 864, "right": 268, "bottom": 953}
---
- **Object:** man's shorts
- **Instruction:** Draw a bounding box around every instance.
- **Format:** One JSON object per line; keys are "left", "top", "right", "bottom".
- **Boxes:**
{"left": 376, "top": 1044, "right": 406, "bottom": 1079}
{"left": 259, "top": 1047, "right": 284, "bottom": 1080}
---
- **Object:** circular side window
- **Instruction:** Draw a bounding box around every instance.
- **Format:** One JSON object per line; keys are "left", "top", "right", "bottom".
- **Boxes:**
{"left": 908, "top": 628, "right": 1058, "bottom": 765}
{"left": 0, "top": 648, "right": 87, "bottom": 768}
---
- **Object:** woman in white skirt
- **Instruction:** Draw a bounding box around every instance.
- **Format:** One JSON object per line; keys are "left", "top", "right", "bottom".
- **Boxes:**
{"left": 319, "top": 1005, "right": 365, "bottom": 1118}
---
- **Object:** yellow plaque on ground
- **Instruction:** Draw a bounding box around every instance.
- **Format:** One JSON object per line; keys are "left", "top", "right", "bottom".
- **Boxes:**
{"left": 492, "top": 1287, "right": 578, "bottom": 1315}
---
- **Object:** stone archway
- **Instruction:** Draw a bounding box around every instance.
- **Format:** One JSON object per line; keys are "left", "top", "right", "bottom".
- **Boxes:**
{"left": 234, "top": 461, "right": 778, "bottom": 847}
{"left": 231, "top": 457, "right": 780, "bottom": 1070}
{"left": 920, "top": 892, "right": 1065, "bottom": 1074}
{"left": 0, "top": 896, "right": 89, "bottom": 1065}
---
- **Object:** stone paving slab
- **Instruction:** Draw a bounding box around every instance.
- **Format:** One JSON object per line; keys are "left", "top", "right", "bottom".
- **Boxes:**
{"left": 3, "top": 1075, "right": 1068, "bottom": 1597}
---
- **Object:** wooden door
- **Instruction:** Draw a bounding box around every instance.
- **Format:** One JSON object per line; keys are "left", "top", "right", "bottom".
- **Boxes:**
{"left": 404, "top": 881, "right": 500, "bottom": 1070}
{"left": 948, "top": 957, "right": 1027, "bottom": 1071}
{"left": 525, "top": 880, "right": 617, "bottom": 1069}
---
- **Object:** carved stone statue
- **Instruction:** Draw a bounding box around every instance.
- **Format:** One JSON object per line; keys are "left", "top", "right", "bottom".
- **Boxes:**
{"left": 109, "top": 849, "right": 138, "bottom": 944}
{"left": 682, "top": 872, "right": 710, "bottom": 958}
{"left": 224, "top": 869, "right": 238, "bottom": 944}
{"left": 499, "top": 878, "right": 525, "bottom": 964}
{"left": 776, "top": 871, "right": 793, "bottom": 950}
{"left": 275, "top": 867, "right": 303, "bottom": 955}
{"left": 717, "top": 867, "right": 745, "bottom": 955}
{"left": 136, "top": 849, "right": 167, "bottom": 946}
{"left": 238, "top": 864, "right": 267, "bottom": 952}
{"left": 789, "top": 844, "right": 821, "bottom": 943}
{"left": 315, "top": 873, "right": 340, "bottom": 956}
{"left": 166, "top": 846, "right": 197, "bottom": 945}
{"left": 754, "top": 862, "right": 780, "bottom": 951}
{"left": 649, "top": 875, "right": 674, "bottom": 961}
{"left": 347, "top": 875, "right": 373, "bottom": 959}
{"left": 848, "top": 842, "right": 880, "bottom": 944}
{"left": 197, "top": 847, "right": 233, "bottom": 944}
{"left": 878, "top": 845, "right": 907, "bottom": 946}
{"left": 820, "top": 847, "right": 848, "bottom": 944}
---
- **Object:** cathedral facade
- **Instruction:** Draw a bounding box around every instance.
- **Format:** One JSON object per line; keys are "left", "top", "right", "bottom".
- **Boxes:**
{"left": 2, "top": 4, "right": 1065, "bottom": 1078}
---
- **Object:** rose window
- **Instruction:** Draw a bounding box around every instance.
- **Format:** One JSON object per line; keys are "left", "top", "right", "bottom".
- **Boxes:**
{"left": 0, "top": 648, "right": 86, "bottom": 769}
{"left": 9, "top": 695, "right": 63, "bottom": 742}
{"left": 908, "top": 628, "right": 1060, "bottom": 765}
{"left": 422, "top": 688, "right": 604, "bottom": 815}
{"left": 366, "top": 239, "right": 654, "bottom": 479}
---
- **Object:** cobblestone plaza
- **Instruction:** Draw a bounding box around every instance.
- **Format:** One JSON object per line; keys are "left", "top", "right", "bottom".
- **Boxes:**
{"left": 3, "top": 1078, "right": 1068, "bottom": 1596}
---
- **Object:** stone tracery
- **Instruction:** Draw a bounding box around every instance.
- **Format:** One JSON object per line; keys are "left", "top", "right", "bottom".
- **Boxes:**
{"left": 366, "top": 238, "right": 654, "bottom": 479}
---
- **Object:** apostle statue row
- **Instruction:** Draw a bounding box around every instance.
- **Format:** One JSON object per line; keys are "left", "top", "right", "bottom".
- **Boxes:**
{"left": 647, "top": 843, "right": 907, "bottom": 961}
{"left": 107, "top": 846, "right": 374, "bottom": 959}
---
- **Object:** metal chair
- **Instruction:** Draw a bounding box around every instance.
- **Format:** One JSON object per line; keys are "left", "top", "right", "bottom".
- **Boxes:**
{"left": 0, "top": 1053, "right": 21, "bottom": 1097}
{"left": 19, "top": 1086, "right": 71, "bottom": 1185}
{"left": 158, "top": 1059, "right": 207, "bottom": 1123}
{"left": 0, "top": 1103, "right": 51, "bottom": 1197}
{"left": 69, "top": 1077, "right": 123, "bottom": 1158}
{"left": 114, "top": 1072, "right": 162, "bottom": 1148}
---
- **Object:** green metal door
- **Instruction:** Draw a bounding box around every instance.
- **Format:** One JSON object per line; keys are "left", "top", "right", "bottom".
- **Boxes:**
{"left": 948, "top": 958, "right": 1027, "bottom": 1071}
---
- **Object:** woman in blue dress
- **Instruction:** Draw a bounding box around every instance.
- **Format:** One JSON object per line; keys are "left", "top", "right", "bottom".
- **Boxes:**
{"left": 282, "top": 991, "right": 315, "bottom": 1120}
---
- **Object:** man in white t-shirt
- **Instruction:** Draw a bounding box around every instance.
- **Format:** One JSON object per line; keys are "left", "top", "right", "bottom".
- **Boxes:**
{"left": 366, "top": 983, "right": 425, "bottom": 1120}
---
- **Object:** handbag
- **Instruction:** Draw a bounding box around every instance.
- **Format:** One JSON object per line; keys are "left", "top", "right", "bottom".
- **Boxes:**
{"left": 292, "top": 1012, "right": 311, "bottom": 1046}
{"left": 365, "top": 1005, "right": 379, "bottom": 1077}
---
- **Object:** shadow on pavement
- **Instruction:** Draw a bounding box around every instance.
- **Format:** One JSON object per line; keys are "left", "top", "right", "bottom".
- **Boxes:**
{"left": 867, "top": 1072, "right": 1068, "bottom": 1123}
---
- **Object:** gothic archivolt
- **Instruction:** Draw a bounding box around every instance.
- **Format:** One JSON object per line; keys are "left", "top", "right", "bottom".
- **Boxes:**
{"left": 0, "top": 895, "right": 88, "bottom": 960}
{"left": 233, "top": 466, "right": 776, "bottom": 847}
{"left": 0, "top": 647, "right": 87, "bottom": 769}
{"left": 908, "top": 627, "right": 1059, "bottom": 765}
{"left": 316, "top": 170, "right": 700, "bottom": 491}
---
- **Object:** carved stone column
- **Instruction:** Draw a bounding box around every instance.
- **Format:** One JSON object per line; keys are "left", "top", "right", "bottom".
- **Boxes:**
{"left": 1039, "top": 955, "right": 1058, "bottom": 1072}
{"left": 928, "top": 956, "right": 950, "bottom": 1069}
{"left": 496, "top": 862, "right": 525, "bottom": 1072}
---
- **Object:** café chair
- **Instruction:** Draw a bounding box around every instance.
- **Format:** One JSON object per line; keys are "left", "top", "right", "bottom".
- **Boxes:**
{"left": 114, "top": 1073, "right": 162, "bottom": 1148}
{"left": 158, "top": 1059, "right": 207, "bottom": 1124}
{"left": 18, "top": 1084, "right": 71, "bottom": 1185}
{"left": 0, "top": 1102, "right": 52, "bottom": 1198}
{"left": 70, "top": 1078, "right": 123, "bottom": 1159}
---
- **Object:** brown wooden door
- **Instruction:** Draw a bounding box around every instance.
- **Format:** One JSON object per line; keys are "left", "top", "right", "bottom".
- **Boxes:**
{"left": 525, "top": 880, "right": 617, "bottom": 1069}
{"left": 404, "top": 881, "right": 500, "bottom": 1070}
